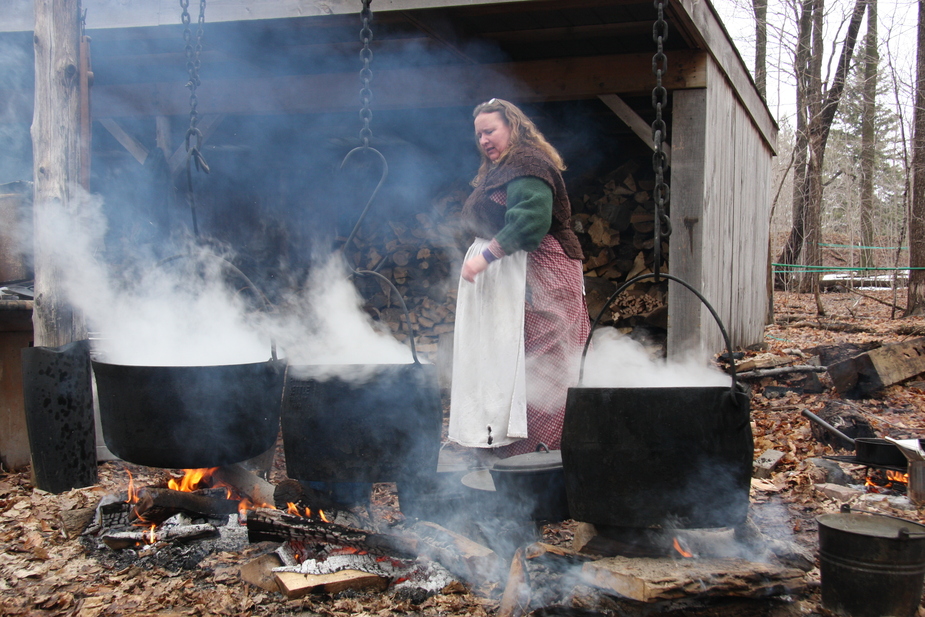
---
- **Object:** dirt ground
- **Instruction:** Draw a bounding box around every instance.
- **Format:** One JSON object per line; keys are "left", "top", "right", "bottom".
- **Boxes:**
{"left": 2, "top": 288, "right": 925, "bottom": 617}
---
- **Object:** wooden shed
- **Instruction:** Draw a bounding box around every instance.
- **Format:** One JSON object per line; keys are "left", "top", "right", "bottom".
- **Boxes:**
{"left": 0, "top": 0, "right": 776, "bottom": 356}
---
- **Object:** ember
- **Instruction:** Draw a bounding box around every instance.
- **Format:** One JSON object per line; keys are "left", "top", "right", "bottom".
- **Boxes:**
{"left": 865, "top": 468, "right": 909, "bottom": 495}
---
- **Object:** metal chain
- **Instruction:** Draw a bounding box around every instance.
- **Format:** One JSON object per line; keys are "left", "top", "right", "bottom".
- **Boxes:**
{"left": 182, "top": 0, "right": 209, "bottom": 174}
{"left": 652, "top": 0, "right": 671, "bottom": 282}
{"left": 180, "top": 0, "right": 209, "bottom": 236}
{"left": 358, "top": 0, "right": 374, "bottom": 148}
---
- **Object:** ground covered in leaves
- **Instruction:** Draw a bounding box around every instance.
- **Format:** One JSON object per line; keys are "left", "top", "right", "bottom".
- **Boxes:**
{"left": 2, "top": 289, "right": 925, "bottom": 616}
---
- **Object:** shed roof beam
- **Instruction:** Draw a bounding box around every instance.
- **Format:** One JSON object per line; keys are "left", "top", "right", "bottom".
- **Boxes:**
{"left": 86, "top": 51, "right": 707, "bottom": 119}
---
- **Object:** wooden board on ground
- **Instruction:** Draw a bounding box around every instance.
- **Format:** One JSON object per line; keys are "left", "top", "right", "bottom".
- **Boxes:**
{"left": 734, "top": 353, "right": 795, "bottom": 373}
{"left": 408, "top": 520, "right": 505, "bottom": 585}
{"left": 239, "top": 553, "right": 283, "bottom": 593}
{"left": 828, "top": 336, "right": 925, "bottom": 397}
{"left": 581, "top": 556, "right": 806, "bottom": 602}
{"left": 275, "top": 570, "right": 388, "bottom": 598}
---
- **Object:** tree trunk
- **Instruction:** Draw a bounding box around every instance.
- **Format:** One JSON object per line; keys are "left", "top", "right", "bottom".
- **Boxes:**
{"left": 908, "top": 0, "right": 925, "bottom": 316}
{"left": 753, "top": 0, "right": 768, "bottom": 99}
{"left": 779, "top": 0, "right": 869, "bottom": 303}
{"left": 859, "top": 0, "right": 878, "bottom": 271}
{"left": 776, "top": 0, "right": 814, "bottom": 290}
{"left": 800, "top": 0, "right": 824, "bottom": 297}
{"left": 31, "top": 0, "right": 87, "bottom": 347}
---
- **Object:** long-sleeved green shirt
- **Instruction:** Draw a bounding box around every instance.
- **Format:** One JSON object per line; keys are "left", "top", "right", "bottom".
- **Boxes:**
{"left": 493, "top": 176, "right": 553, "bottom": 254}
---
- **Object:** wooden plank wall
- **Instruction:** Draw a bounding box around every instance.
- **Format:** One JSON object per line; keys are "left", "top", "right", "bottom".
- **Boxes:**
{"left": 699, "top": 58, "right": 772, "bottom": 353}
{"left": 669, "top": 58, "right": 772, "bottom": 356}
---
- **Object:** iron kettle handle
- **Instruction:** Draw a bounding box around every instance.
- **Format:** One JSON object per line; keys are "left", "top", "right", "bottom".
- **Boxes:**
{"left": 578, "top": 272, "right": 740, "bottom": 402}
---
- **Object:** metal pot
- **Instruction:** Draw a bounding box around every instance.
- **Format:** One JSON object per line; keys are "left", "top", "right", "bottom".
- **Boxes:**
{"left": 93, "top": 359, "right": 286, "bottom": 469}
{"left": 460, "top": 447, "right": 569, "bottom": 522}
{"left": 818, "top": 509, "right": 925, "bottom": 617}
{"left": 563, "top": 385, "right": 752, "bottom": 529}
{"left": 280, "top": 362, "right": 442, "bottom": 483}
{"left": 562, "top": 272, "right": 753, "bottom": 530}
{"left": 801, "top": 411, "right": 908, "bottom": 468}
{"left": 854, "top": 438, "right": 907, "bottom": 468}
{"left": 489, "top": 447, "right": 569, "bottom": 522}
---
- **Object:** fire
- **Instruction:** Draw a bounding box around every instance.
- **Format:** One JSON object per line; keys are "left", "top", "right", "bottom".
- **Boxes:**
{"left": 126, "top": 468, "right": 138, "bottom": 503}
{"left": 672, "top": 537, "right": 694, "bottom": 558}
{"left": 147, "top": 524, "right": 156, "bottom": 544}
{"left": 287, "top": 502, "right": 312, "bottom": 517}
{"left": 168, "top": 468, "right": 216, "bottom": 492}
{"left": 866, "top": 469, "right": 910, "bottom": 493}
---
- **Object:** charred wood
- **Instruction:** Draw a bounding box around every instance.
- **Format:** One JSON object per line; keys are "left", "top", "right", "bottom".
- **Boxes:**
{"left": 132, "top": 487, "right": 239, "bottom": 524}
{"left": 101, "top": 523, "right": 218, "bottom": 550}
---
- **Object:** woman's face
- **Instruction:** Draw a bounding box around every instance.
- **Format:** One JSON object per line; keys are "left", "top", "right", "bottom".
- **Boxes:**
{"left": 474, "top": 112, "right": 511, "bottom": 162}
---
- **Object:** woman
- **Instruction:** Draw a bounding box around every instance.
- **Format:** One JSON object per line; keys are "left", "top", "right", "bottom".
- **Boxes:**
{"left": 449, "top": 98, "right": 590, "bottom": 458}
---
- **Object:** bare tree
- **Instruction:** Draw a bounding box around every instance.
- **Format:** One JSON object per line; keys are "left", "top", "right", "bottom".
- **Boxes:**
{"left": 754, "top": 0, "right": 769, "bottom": 98}
{"left": 908, "top": 0, "right": 925, "bottom": 315}
{"left": 777, "top": 0, "right": 869, "bottom": 308}
{"left": 858, "top": 0, "right": 878, "bottom": 270}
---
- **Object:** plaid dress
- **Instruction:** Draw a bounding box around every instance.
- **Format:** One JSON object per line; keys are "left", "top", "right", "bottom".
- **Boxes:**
{"left": 495, "top": 233, "right": 590, "bottom": 457}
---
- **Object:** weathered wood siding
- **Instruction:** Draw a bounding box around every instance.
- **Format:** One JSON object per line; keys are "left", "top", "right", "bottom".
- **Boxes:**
{"left": 668, "top": 57, "right": 772, "bottom": 356}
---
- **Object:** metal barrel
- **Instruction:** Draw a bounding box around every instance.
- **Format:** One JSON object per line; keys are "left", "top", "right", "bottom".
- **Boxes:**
{"left": 817, "top": 512, "right": 925, "bottom": 617}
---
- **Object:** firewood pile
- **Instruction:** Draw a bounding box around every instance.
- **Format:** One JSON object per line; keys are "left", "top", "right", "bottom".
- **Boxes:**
{"left": 571, "top": 160, "right": 667, "bottom": 329}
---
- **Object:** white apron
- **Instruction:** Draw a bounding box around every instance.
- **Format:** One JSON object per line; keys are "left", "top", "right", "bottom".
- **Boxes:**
{"left": 448, "top": 238, "right": 528, "bottom": 448}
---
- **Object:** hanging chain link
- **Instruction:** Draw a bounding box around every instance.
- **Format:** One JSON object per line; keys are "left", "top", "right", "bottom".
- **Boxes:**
{"left": 182, "top": 0, "right": 209, "bottom": 174}
{"left": 180, "top": 0, "right": 208, "bottom": 237}
{"left": 652, "top": 0, "right": 671, "bottom": 281}
{"left": 358, "top": 0, "right": 374, "bottom": 148}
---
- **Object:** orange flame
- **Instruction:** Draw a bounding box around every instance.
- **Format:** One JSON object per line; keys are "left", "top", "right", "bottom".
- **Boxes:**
{"left": 320, "top": 510, "right": 330, "bottom": 523}
{"left": 887, "top": 470, "right": 909, "bottom": 484}
{"left": 167, "top": 468, "right": 216, "bottom": 492}
{"left": 147, "top": 525, "right": 156, "bottom": 544}
{"left": 126, "top": 468, "right": 138, "bottom": 503}
{"left": 673, "top": 537, "right": 693, "bottom": 558}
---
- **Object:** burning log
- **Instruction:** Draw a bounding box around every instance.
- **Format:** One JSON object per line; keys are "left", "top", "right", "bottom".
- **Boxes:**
{"left": 406, "top": 521, "right": 505, "bottom": 586}
{"left": 245, "top": 508, "right": 416, "bottom": 557}
{"left": 132, "top": 487, "right": 239, "bottom": 524}
{"left": 498, "top": 548, "right": 530, "bottom": 617}
{"left": 247, "top": 509, "right": 371, "bottom": 546}
{"left": 101, "top": 523, "right": 218, "bottom": 550}
{"left": 212, "top": 463, "right": 276, "bottom": 507}
{"left": 499, "top": 542, "right": 594, "bottom": 617}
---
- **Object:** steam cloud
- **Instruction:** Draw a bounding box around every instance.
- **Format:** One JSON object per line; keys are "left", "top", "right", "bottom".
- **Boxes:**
{"left": 40, "top": 189, "right": 415, "bottom": 370}
{"left": 579, "top": 326, "right": 732, "bottom": 388}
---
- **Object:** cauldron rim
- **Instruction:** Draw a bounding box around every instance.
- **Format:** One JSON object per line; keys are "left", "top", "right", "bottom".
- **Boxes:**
{"left": 91, "top": 358, "right": 281, "bottom": 369}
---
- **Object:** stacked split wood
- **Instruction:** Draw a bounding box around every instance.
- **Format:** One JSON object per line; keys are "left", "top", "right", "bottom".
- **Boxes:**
{"left": 571, "top": 160, "right": 668, "bottom": 330}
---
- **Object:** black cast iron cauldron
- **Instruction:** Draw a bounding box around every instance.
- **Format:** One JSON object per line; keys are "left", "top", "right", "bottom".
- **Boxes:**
{"left": 281, "top": 361, "right": 442, "bottom": 483}
{"left": 93, "top": 359, "right": 286, "bottom": 469}
{"left": 562, "top": 273, "right": 753, "bottom": 530}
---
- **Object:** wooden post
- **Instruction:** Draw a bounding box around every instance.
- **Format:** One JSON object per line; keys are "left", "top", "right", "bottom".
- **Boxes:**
{"left": 31, "top": 0, "right": 87, "bottom": 347}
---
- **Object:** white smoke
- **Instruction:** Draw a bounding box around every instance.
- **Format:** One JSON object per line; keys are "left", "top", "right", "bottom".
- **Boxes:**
{"left": 579, "top": 326, "right": 731, "bottom": 388}
{"left": 39, "top": 189, "right": 413, "bottom": 369}
{"left": 265, "top": 253, "right": 416, "bottom": 374}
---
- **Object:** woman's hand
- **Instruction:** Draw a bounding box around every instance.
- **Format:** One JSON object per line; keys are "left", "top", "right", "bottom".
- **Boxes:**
{"left": 461, "top": 253, "right": 490, "bottom": 283}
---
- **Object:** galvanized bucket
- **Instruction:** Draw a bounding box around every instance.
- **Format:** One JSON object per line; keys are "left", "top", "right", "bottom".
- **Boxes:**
{"left": 817, "top": 510, "right": 925, "bottom": 617}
